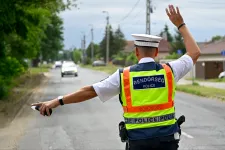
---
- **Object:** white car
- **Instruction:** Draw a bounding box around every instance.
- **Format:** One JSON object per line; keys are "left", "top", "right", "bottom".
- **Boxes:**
{"left": 218, "top": 71, "right": 225, "bottom": 79}
{"left": 61, "top": 62, "right": 78, "bottom": 77}
{"left": 54, "top": 61, "right": 62, "bottom": 68}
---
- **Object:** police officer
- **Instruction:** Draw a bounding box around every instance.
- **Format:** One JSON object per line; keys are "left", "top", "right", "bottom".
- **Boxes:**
{"left": 32, "top": 5, "right": 200, "bottom": 150}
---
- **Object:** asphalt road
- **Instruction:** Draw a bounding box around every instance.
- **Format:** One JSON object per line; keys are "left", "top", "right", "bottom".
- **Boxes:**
{"left": 1, "top": 67, "right": 225, "bottom": 150}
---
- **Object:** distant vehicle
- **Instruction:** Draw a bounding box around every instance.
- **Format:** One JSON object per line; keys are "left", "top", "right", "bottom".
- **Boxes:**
{"left": 92, "top": 60, "right": 106, "bottom": 67}
{"left": 61, "top": 62, "right": 78, "bottom": 77}
{"left": 54, "top": 61, "right": 62, "bottom": 68}
{"left": 218, "top": 71, "right": 225, "bottom": 78}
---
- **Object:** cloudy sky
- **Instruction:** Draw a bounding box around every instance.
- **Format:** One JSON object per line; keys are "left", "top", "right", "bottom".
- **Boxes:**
{"left": 59, "top": 0, "right": 225, "bottom": 49}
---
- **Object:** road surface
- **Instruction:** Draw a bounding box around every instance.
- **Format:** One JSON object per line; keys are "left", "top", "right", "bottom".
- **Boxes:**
{"left": 1, "top": 67, "right": 225, "bottom": 150}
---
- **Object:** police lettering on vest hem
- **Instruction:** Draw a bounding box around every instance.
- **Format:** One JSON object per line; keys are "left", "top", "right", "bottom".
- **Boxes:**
{"left": 124, "top": 113, "right": 175, "bottom": 124}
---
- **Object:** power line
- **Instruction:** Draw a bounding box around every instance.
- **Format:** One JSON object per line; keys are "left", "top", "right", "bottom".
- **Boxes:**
{"left": 118, "top": 0, "right": 141, "bottom": 24}
{"left": 187, "top": 0, "right": 225, "bottom": 5}
{"left": 133, "top": 9, "right": 145, "bottom": 20}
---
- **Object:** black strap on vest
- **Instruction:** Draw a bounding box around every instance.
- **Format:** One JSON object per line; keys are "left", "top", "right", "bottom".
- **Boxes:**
{"left": 118, "top": 68, "right": 124, "bottom": 105}
{"left": 166, "top": 63, "right": 174, "bottom": 74}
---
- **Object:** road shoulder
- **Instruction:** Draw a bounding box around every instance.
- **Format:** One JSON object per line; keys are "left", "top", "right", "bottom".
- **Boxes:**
{"left": 0, "top": 73, "right": 50, "bottom": 149}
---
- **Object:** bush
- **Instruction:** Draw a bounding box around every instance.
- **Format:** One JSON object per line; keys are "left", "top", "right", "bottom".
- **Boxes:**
{"left": 86, "top": 57, "right": 92, "bottom": 65}
{"left": 165, "top": 52, "right": 181, "bottom": 59}
{"left": 112, "top": 58, "right": 126, "bottom": 66}
{"left": 19, "top": 59, "right": 29, "bottom": 70}
{"left": 0, "top": 57, "right": 25, "bottom": 77}
{"left": 112, "top": 51, "right": 128, "bottom": 66}
{"left": 0, "top": 57, "right": 25, "bottom": 99}
{"left": 125, "top": 52, "right": 138, "bottom": 66}
{"left": 192, "top": 81, "right": 200, "bottom": 86}
{"left": 0, "top": 77, "right": 10, "bottom": 99}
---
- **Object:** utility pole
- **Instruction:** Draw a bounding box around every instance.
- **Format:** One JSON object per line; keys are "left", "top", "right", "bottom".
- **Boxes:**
{"left": 83, "top": 34, "right": 86, "bottom": 64}
{"left": 91, "top": 26, "right": 94, "bottom": 62}
{"left": 81, "top": 37, "right": 84, "bottom": 64}
{"left": 146, "top": 0, "right": 151, "bottom": 34}
{"left": 103, "top": 11, "right": 110, "bottom": 65}
{"left": 106, "top": 15, "right": 110, "bottom": 65}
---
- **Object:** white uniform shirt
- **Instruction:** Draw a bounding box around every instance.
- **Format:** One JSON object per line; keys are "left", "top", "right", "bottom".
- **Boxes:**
{"left": 93, "top": 55, "right": 193, "bottom": 102}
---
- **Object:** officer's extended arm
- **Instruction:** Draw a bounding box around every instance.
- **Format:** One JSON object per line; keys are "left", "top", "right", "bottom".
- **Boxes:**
{"left": 60, "top": 86, "right": 97, "bottom": 104}
{"left": 32, "top": 86, "right": 97, "bottom": 116}
{"left": 166, "top": 5, "right": 201, "bottom": 64}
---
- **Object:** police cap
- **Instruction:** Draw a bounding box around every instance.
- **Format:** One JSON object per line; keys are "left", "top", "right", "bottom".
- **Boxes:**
{"left": 132, "top": 34, "right": 162, "bottom": 48}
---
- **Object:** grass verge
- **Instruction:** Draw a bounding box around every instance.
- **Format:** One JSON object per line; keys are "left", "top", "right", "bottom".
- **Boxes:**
{"left": 186, "top": 78, "right": 225, "bottom": 82}
{"left": 29, "top": 67, "right": 49, "bottom": 75}
{"left": 81, "top": 64, "right": 119, "bottom": 74}
{"left": 0, "top": 66, "right": 50, "bottom": 127}
{"left": 176, "top": 84, "right": 225, "bottom": 101}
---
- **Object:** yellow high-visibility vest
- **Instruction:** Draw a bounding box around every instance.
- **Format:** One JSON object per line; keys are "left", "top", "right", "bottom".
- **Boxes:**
{"left": 120, "top": 64, "right": 176, "bottom": 130}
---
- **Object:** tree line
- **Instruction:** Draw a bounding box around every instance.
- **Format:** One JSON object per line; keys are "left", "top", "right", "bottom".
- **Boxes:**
{"left": 72, "top": 24, "right": 188, "bottom": 65}
{"left": 73, "top": 24, "right": 225, "bottom": 65}
{"left": 72, "top": 25, "right": 127, "bottom": 64}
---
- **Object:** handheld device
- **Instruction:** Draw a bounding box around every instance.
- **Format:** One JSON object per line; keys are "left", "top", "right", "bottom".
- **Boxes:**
{"left": 31, "top": 105, "right": 52, "bottom": 116}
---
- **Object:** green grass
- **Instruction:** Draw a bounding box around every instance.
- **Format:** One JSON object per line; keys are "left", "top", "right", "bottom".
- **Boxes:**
{"left": 186, "top": 78, "right": 225, "bottom": 82}
{"left": 208, "top": 78, "right": 225, "bottom": 82}
{"left": 176, "top": 84, "right": 225, "bottom": 100}
{"left": 39, "top": 63, "right": 53, "bottom": 69}
{"left": 29, "top": 67, "right": 49, "bottom": 75}
{"left": 81, "top": 64, "right": 119, "bottom": 74}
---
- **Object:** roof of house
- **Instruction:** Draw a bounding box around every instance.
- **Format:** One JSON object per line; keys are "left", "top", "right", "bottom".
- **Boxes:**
{"left": 123, "top": 39, "right": 170, "bottom": 53}
{"left": 124, "top": 41, "right": 134, "bottom": 53}
{"left": 198, "top": 39, "right": 225, "bottom": 54}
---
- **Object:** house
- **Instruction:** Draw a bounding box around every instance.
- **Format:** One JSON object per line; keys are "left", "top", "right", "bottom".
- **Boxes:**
{"left": 195, "top": 39, "right": 225, "bottom": 79}
{"left": 123, "top": 38, "right": 171, "bottom": 60}
{"left": 160, "top": 39, "right": 225, "bottom": 80}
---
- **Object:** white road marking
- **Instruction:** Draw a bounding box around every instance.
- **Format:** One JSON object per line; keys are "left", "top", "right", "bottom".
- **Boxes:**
{"left": 181, "top": 131, "right": 194, "bottom": 139}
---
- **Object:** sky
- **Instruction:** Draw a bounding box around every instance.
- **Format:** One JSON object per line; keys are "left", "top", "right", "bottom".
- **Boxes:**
{"left": 59, "top": 0, "right": 225, "bottom": 50}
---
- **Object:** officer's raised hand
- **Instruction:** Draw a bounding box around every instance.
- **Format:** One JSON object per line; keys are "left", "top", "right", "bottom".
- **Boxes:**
{"left": 166, "top": 5, "right": 184, "bottom": 28}
{"left": 166, "top": 4, "right": 200, "bottom": 64}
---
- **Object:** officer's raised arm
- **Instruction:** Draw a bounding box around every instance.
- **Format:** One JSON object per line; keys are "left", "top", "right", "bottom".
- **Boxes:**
{"left": 166, "top": 5, "right": 201, "bottom": 64}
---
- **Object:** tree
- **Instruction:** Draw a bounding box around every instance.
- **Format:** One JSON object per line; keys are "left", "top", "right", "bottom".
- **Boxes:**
{"left": 112, "top": 26, "right": 126, "bottom": 55}
{"left": 73, "top": 49, "right": 82, "bottom": 64}
{"left": 159, "top": 24, "right": 173, "bottom": 42}
{"left": 86, "top": 43, "right": 100, "bottom": 60}
{"left": 211, "top": 35, "right": 223, "bottom": 42}
{"left": 40, "top": 14, "right": 64, "bottom": 62}
{"left": 170, "top": 29, "right": 186, "bottom": 55}
{"left": 62, "top": 50, "right": 73, "bottom": 60}
{"left": 99, "top": 25, "right": 126, "bottom": 62}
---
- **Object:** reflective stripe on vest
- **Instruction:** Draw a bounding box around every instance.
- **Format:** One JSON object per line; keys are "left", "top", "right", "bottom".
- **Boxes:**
{"left": 122, "top": 64, "right": 174, "bottom": 113}
{"left": 124, "top": 113, "right": 175, "bottom": 124}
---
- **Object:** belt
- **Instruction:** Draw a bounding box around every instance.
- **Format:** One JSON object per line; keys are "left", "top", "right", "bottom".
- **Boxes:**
{"left": 124, "top": 113, "right": 175, "bottom": 124}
